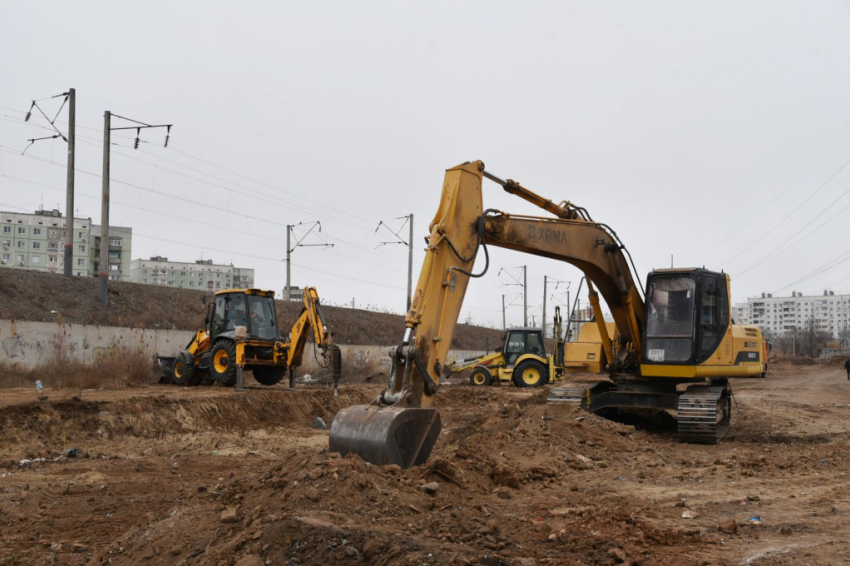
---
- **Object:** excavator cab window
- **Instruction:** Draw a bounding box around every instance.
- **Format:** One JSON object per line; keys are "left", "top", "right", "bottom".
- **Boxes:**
{"left": 645, "top": 277, "right": 696, "bottom": 363}
{"left": 697, "top": 276, "right": 729, "bottom": 361}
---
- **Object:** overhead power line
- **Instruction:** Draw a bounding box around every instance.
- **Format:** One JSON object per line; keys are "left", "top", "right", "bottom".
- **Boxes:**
{"left": 703, "top": 115, "right": 850, "bottom": 254}
{"left": 723, "top": 153, "right": 850, "bottom": 266}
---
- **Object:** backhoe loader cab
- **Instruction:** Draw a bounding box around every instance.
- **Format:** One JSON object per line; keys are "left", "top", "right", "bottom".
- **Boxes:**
{"left": 210, "top": 289, "right": 279, "bottom": 343}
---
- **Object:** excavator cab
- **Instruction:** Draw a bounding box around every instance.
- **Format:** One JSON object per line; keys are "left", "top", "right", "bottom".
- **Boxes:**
{"left": 641, "top": 268, "right": 729, "bottom": 368}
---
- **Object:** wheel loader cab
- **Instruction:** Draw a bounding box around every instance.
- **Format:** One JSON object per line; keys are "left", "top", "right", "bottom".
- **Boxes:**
{"left": 642, "top": 268, "right": 730, "bottom": 367}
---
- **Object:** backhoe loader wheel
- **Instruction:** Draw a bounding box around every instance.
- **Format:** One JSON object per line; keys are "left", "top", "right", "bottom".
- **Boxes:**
{"left": 172, "top": 351, "right": 197, "bottom": 386}
{"left": 252, "top": 366, "right": 285, "bottom": 386}
{"left": 513, "top": 360, "right": 548, "bottom": 388}
{"left": 469, "top": 368, "right": 492, "bottom": 387}
{"left": 210, "top": 340, "right": 238, "bottom": 387}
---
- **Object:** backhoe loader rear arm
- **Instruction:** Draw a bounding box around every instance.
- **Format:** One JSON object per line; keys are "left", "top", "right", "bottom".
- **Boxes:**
{"left": 286, "top": 287, "right": 334, "bottom": 368}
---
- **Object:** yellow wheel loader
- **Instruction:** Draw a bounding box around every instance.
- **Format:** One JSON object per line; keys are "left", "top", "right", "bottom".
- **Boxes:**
{"left": 330, "top": 161, "right": 768, "bottom": 468}
{"left": 159, "top": 287, "right": 341, "bottom": 391}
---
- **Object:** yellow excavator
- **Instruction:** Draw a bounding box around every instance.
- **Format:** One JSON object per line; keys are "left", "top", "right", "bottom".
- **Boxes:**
{"left": 160, "top": 286, "right": 341, "bottom": 391}
{"left": 329, "top": 161, "right": 767, "bottom": 468}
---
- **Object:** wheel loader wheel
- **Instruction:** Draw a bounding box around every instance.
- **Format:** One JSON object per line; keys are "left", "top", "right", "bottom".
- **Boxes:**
{"left": 469, "top": 368, "right": 492, "bottom": 387}
{"left": 513, "top": 360, "right": 547, "bottom": 388}
{"left": 172, "top": 351, "right": 197, "bottom": 386}
{"left": 251, "top": 366, "right": 285, "bottom": 386}
{"left": 210, "top": 340, "right": 238, "bottom": 387}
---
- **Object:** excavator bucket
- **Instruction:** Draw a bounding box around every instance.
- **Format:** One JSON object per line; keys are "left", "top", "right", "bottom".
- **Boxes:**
{"left": 329, "top": 404, "right": 441, "bottom": 469}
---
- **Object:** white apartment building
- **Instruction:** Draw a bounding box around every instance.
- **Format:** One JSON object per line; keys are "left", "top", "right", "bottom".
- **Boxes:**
{"left": 733, "top": 290, "right": 850, "bottom": 338}
{"left": 129, "top": 257, "right": 254, "bottom": 291}
{"left": 1, "top": 209, "right": 94, "bottom": 277}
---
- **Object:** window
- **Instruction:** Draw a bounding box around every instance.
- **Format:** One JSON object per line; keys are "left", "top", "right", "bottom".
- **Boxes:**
{"left": 33, "top": 228, "right": 41, "bottom": 235}
{"left": 2, "top": 226, "right": 9, "bottom": 233}
{"left": 17, "top": 227, "right": 25, "bottom": 234}
{"left": 108, "top": 251, "right": 120, "bottom": 260}
{"left": 16, "top": 254, "right": 24, "bottom": 263}
{"left": 79, "top": 244, "right": 85, "bottom": 252}
{"left": 78, "top": 231, "right": 84, "bottom": 239}
{"left": 110, "top": 264, "right": 119, "bottom": 271}
{"left": 48, "top": 255, "right": 57, "bottom": 264}
{"left": 143, "top": 278, "right": 147, "bottom": 283}
{"left": 1, "top": 253, "right": 8, "bottom": 261}
{"left": 77, "top": 258, "right": 85, "bottom": 266}
{"left": 646, "top": 277, "right": 697, "bottom": 363}
{"left": 109, "top": 238, "right": 121, "bottom": 246}
{"left": 189, "top": 281, "right": 194, "bottom": 287}
{"left": 181, "top": 271, "right": 186, "bottom": 276}
{"left": 31, "top": 256, "right": 40, "bottom": 264}
{"left": 17, "top": 241, "right": 25, "bottom": 248}
{"left": 32, "top": 242, "right": 41, "bottom": 250}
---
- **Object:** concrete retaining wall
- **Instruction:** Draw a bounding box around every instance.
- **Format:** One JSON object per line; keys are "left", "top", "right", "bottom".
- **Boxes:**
{"left": 0, "top": 319, "right": 487, "bottom": 374}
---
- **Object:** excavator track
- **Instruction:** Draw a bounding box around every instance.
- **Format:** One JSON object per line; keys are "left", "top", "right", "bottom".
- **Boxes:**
{"left": 676, "top": 384, "right": 731, "bottom": 444}
{"left": 546, "top": 382, "right": 607, "bottom": 405}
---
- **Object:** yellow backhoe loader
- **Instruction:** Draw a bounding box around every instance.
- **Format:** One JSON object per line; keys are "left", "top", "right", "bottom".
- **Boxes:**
{"left": 159, "top": 287, "right": 341, "bottom": 391}
{"left": 329, "top": 161, "right": 767, "bottom": 468}
{"left": 443, "top": 307, "right": 567, "bottom": 387}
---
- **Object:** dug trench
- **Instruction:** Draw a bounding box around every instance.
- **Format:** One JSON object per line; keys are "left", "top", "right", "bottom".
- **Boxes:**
{"left": 2, "top": 363, "right": 850, "bottom": 565}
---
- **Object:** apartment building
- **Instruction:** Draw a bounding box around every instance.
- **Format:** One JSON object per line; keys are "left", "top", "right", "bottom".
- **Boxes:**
{"left": 0, "top": 209, "right": 94, "bottom": 276}
{"left": 129, "top": 257, "right": 255, "bottom": 290}
{"left": 90, "top": 225, "right": 133, "bottom": 281}
{"left": 733, "top": 290, "right": 850, "bottom": 338}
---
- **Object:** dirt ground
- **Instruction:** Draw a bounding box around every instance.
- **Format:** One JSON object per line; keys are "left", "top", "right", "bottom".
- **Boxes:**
{"left": 2, "top": 363, "right": 850, "bottom": 565}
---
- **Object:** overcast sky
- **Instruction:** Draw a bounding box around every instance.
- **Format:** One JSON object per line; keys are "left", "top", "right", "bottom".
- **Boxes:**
{"left": 2, "top": 1, "right": 850, "bottom": 329}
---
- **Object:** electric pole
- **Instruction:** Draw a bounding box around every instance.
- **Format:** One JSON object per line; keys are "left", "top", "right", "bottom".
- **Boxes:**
{"left": 375, "top": 214, "right": 414, "bottom": 310}
{"left": 523, "top": 265, "right": 527, "bottom": 326}
{"left": 407, "top": 214, "right": 414, "bottom": 311}
{"left": 64, "top": 89, "right": 75, "bottom": 277}
{"left": 285, "top": 225, "right": 291, "bottom": 300}
{"left": 100, "top": 112, "right": 172, "bottom": 305}
{"left": 99, "top": 111, "right": 110, "bottom": 305}
{"left": 22, "top": 90, "right": 75, "bottom": 277}
{"left": 502, "top": 294, "right": 506, "bottom": 331}
{"left": 285, "top": 221, "right": 333, "bottom": 301}
{"left": 543, "top": 276, "right": 547, "bottom": 337}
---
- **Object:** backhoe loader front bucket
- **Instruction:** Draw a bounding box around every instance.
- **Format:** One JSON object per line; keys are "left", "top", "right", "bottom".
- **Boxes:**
{"left": 329, "top": 404, "right": 441, "bottom": 469}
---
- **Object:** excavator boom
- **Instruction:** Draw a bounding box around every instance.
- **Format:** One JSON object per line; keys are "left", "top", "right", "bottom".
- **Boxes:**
{"left": 330, "top": 160, "right": 651, "bottom": 467}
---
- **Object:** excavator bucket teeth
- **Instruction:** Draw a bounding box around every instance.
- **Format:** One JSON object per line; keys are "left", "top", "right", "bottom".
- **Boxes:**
{"left": 329, "top": 405, "right": 442, "bottom": 469}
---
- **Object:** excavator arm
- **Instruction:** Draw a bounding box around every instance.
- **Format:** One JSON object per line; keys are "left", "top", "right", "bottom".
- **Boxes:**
{"left": 330, "top": 160, "right": 644, "bottom": 467}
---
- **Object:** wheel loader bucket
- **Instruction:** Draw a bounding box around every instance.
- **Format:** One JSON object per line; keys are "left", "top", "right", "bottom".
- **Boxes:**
{"left": 329, "top": 405, "right": 441, "bottom": 469}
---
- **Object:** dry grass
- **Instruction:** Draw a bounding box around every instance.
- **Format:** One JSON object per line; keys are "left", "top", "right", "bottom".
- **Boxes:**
{"left": 0, "top": 345, "right": 156, "bottom": 390}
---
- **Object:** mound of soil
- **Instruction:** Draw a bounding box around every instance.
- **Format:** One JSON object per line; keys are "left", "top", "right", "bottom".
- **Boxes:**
{"left": 80, "top": 389, "right": 686, "bottom": 566}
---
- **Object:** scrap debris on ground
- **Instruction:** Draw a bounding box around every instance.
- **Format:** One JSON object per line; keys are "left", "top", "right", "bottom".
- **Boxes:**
{"left": 2, "top": 363, "right": 850, "bottom": 565}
